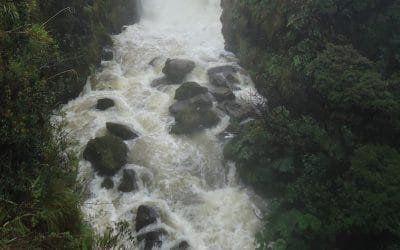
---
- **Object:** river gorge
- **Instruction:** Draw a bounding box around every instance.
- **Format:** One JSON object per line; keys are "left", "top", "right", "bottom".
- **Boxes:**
{"left": 60, "top": 0, "right": 265, "bottom": 249}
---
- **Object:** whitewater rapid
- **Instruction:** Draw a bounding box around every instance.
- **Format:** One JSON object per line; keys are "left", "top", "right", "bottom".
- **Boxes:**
{"left": 60, "top": 0, "right": 265, "bottom": 249}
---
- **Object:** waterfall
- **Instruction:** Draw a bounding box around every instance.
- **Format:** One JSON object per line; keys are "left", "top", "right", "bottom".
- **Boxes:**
{"left": 60, "top": 0, "right": 265, "bottom": 249}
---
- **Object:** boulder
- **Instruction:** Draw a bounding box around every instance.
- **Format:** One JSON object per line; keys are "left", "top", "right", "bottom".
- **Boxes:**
{"left": 138, "top": 228, "right": 168, "bottom": 250}
{"left": 162, "top": 58, "right": 195, "bottom": 82}
{"left": 106, "top": 122, "right": 138, "bottom": 140}
{"left": 169, "top": 94, "right": 219, "bottom": 134}
{"left": 218, "top": 101, "right": 258, "bottom": 121}
{"left": 171, "top": 240, "right": 190, "bottom": 250}
{"left": 83, "top": 135, "right": 128, "bottom": 176}
{"left": 207, "top": 65, "right": 239, "bottom": 88}
{"left": 96, "top": 98, "right": 115, "bottom": 110}
{"left": 169, "top": 94, "right": 213, "bottom": 115}
{"left": 174, "top": 82, "right": 208, "bottom": 101}
{"left": 118, "top": 169, "right": 139, "bottom": 192}
{"left": 101, "top": 178, "right": 114, "bottom": 189}
{"left": 135, "top": 205, "right": 160, "bottom": 232}
{"left": 211, "top": 87, "right": 235, "bottom": 102}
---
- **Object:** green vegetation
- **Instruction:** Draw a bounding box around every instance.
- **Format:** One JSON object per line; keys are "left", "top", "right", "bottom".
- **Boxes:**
{"left": 221, "top": 0, "right": 400, "bottom": 249}
{"left": 0, "top": 0, "right": 138, "bottom": 248}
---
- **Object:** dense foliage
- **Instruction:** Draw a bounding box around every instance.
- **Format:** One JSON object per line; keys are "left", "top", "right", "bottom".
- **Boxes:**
{"left": 0, "top": 0, "right": 138, "bottom": 248}
{"left": 221, "top": 0, "right": 400, "bottom": 249}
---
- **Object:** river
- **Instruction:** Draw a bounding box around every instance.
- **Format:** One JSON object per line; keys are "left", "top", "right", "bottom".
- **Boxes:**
{"left": 61, "top": 0, "right": 265, "bottom": 249}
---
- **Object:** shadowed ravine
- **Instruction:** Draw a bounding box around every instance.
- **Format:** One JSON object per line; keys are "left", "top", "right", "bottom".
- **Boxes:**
{"left": 61, "top": 0, "right": 265, "bottom": 249}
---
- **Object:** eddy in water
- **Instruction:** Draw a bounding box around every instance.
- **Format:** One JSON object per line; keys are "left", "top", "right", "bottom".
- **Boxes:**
{"left": 61, "top": 0, "right": 266, "bottom": 249}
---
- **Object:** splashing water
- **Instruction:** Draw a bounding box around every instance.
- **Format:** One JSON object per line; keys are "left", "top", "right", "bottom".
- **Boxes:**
{"left": 60, "top": 0, "right": 266, "bottom": 249}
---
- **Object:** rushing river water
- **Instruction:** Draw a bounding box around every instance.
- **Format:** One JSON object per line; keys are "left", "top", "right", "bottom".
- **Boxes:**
{"left": 61, "top": 0, "right": 265, "bottom": 249}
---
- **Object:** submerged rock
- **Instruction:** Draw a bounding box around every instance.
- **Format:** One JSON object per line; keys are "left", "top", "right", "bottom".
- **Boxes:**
{"left": 151, "top": 76, "right": 175, "bottom": 87}
{"left": 171, "top": 240, "right": 190, "bottom": 250}
{"left": 174, "top": 82, "right": 208, "bottom": 101}
{"left": 148, "top": 56, "right": 161, "bottom": 66}
{"left": 135, "top": 205, "right": 160, "bottom": 232}
{"left": 118, "top": 169, "right": 139, "bottom": 192}
{"left": 101, "top": 178, "right": 114, "bottom": 189}
{"left": 106, "top": 122, "right": 139, "bottom": 140}
{"left": 162, "top": 58, "right": 195, "bottom": 82}
{"left": 83, "top": 134, "right": 128, "bottom": 176}
{"left": 96, "top": 98, "right": 115, "bottom": 110}
{"left": 138, "top": 228, "right": 168, "bottom": 250}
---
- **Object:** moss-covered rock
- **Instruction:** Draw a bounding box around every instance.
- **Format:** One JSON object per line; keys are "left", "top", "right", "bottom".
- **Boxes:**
{"left": 83, "top": 135, "right": 128, "bottom": 176}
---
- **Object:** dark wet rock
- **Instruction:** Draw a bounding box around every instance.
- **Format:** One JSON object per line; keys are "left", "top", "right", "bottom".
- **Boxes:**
{"left": 135, "top": 205, "right": 161, "bottom": 232}
{"left": 218, "top": 101, "right": 258, "bottom": 121}
{"left": 169, "top": 94, "right": 213, "bottom": 115}
{"left": 83, "top": 135, "right": 128, "bottom": 176}
{"left": 96, "top": 98, "right": 115, "bottom": 110}
{"left": 162, "top": 58, "right": 195, "bottom": 82}
{"left": 101, "top": 178, "right": 114, "bottom": 189}
{"left": 174, "top": 82, "right": 208, "bottom": 101}
{"left": 118, "top": 169, "right": 139, "bottom": 192}
{"left": 151, "top": 76, "right": 175, "bottom": 87}
{"left": 106, "top": 122, "right": 138, "bottom": 140}
{"left": 207, "top": 65, "right": 239, "bottom": 89}
{"left": 169, "top": 94, "right": 219, "bottom": 134}
{"left": 211, "top": 87, "right": 235, "bottom": 102}
{"left": 171, "top": 240, "right": 190, "bottom": 250}
{"left": 138, "top": 228, "right": 168, "bottom": 250}
{"left": 101, "top": 47, "right": 113, "bottom": 61}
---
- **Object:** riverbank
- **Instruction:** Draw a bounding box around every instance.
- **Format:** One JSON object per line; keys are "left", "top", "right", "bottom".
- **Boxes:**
{"left": 220, "top": 1, "right": 400, "bottom": 249}
{"left": 0, "top": 1, "right": 139, "bottom": 248}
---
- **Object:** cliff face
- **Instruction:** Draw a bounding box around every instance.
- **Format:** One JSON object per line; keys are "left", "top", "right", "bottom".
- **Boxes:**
{"left": 40, "top": 0, "right": 141, "bottom": 102}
